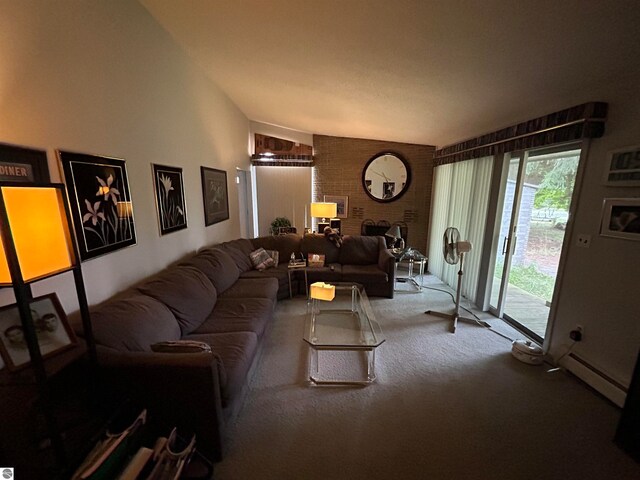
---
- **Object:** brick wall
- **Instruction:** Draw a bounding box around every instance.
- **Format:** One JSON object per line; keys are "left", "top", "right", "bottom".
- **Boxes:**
{"left": 313, "top": 135, "right": 435, "bottom": 253}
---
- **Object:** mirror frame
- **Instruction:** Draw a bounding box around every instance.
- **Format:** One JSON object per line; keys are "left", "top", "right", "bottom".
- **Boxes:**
{"left": 362, "top": 151, "right": 411, "bottom": 203}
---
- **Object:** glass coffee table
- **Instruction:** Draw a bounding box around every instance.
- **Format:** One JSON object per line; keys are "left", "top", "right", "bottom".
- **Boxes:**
{"left": 303, "top": 283, "right": 385, "bottom": 385}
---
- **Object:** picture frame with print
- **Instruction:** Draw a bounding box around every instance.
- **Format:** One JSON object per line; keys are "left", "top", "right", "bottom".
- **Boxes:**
{"left": 58, "top": 150, "right": 137, "bottom": 261}
{"left": 323, "top": 195, "right": 349, "bottom": 218}
{"left": 604, "top": 145, "right": 640, "bottom": 186}
{"left": 152, "top": 163, "right": 188, "bottom": 235}
{"left": 600, "top": 198, "right": 640, "bottom": 241}
{"left": 0, "top": 142, "right": 50, "bottom": 183}
{"left": 201, "top": 167, "right": 229, "bottom": 226}
{"left": 0, "top": 293, "right": 78, "bottom": 372}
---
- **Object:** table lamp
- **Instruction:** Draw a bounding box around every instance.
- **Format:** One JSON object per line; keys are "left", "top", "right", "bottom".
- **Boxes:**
{"left": 310, "top": 202, "right": 337, "bottom": 233}
{"left": 385, "top": 225, "right": 404, "bottom": 249}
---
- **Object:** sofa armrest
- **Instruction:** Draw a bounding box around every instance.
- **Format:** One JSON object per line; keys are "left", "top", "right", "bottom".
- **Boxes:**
{"left": 377, "top": 240, "right": 396, "bottom": 277}
{"left": 96, "top": 348, "right": 225, "bottom": 461}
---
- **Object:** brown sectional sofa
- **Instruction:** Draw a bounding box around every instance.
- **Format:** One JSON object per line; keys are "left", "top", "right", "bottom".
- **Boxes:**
{"left": 87, "top": 233, "right": 394, "bottom": 461}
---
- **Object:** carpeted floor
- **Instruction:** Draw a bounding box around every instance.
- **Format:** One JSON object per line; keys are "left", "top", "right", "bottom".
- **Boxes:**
{"left": 214, "top": 276, "right": 639, "bottom": 480}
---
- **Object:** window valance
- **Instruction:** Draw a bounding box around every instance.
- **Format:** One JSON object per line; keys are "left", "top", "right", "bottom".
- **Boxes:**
{"left": 434, "top": 102, "right": 607, "bottom": 166}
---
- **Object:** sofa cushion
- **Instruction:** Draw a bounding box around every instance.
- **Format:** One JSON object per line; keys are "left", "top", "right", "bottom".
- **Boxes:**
{"left": 305, "top": 263, "right": 343, "bottom": 283}
{"left": 301, "top": 233, "right": 340, "bottom": 264}
{"left": 194, "top": 297, "right": 274, "bottom": 338}
{"left": 180, "top": 248, "right": 240, "bottom": 294}
{"left": 240, "top": 264, "right": 292, "bottom": 300}
{"left": 249, "top": 247, "right": 275, "bottom": 270}
{"left": 219, "top": 278, "right": 279, "bottom": 300}
{"left": 250, "top": 234, "right": 301, "bottom": 265}
{"left": 216, "top": 238, "right": 255, "bottom": 273}
{"left": 341, "top": 264, "right": 388, "bottom": 284}
{"left": 137, "top": 266, "right": 217, "bottom": 335}
{"left": 339, "top": 235, "right": 381, "bottom": 265}
{"left": 90, "top": 293, "right": 181, "bottom": 352}
{"left": 183, "top": 331, "right": 258, "bottom": 408}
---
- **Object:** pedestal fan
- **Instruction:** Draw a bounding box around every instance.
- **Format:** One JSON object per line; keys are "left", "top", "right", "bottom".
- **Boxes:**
{"left": 426, "top": 227, "right": 479, "bottom": 333}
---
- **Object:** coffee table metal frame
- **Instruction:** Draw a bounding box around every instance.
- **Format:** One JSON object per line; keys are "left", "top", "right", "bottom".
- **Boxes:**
{"left": 303, "top": 283, "right": 385, "bottom": 386}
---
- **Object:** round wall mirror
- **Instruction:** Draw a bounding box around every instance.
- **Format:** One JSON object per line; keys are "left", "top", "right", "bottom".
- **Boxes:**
{"left": 362, "top": 152, "right": 411, "bottom": 202}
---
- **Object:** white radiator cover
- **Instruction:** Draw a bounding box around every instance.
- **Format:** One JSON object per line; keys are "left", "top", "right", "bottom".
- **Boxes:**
{"left": 560, "top": 353, "right": 628, "bottom": 407}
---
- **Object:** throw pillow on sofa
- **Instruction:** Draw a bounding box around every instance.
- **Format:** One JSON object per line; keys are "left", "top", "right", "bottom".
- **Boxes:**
{"left": 266, "top": 249, "right": 279, "bottom": 266}
{"left": 249, "top": 248, "right": 275, "bottom": 271}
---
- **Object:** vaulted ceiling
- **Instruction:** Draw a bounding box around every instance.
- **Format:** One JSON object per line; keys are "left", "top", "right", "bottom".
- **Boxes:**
{"left": 140, "top": 0, "right": 640, "bottom": 147}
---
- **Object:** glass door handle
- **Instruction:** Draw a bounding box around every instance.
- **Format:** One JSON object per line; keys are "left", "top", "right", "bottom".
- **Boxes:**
{"left": 501, "top": 236, "right": 509, "bottom": 255}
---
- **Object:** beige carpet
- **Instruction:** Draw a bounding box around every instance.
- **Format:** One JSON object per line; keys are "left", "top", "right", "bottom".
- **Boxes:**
{"left": 215, "top": 276, "right": 639, "bottom": 480}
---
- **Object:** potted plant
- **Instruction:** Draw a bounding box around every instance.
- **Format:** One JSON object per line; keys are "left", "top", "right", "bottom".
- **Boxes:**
{"left": 270, "top": 217, "right": 291, "bottom": 235}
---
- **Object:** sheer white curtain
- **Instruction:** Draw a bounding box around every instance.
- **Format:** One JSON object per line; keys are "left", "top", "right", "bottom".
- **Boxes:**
{"left": 428, "top": 156, "right": 493, "bottom": 301}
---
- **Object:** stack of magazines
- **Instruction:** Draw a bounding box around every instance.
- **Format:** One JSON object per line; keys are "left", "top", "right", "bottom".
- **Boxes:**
{"left": 72, "top": 406, "right": 212, "bottom": 480}
{"left": 72, "top": 408, "right": 147, "bottom": 480}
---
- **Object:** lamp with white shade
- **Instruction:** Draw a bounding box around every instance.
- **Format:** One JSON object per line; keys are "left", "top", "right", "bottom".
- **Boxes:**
{"left": 310, "top": 202, "right": 337, "bottom": 232}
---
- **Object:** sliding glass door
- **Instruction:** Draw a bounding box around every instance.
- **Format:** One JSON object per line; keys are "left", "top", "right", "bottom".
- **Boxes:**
{"left": 489, "top": 145, "right": 581, "bottom": 341}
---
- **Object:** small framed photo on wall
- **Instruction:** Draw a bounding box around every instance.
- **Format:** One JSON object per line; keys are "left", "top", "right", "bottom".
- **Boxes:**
{"left": 323, "top": 195, "right": 349, "bottom": 218}
{"left": 600, "top": 198, "right": 640, "bottom": 241}
{"left": 604, "top": 145, "right": 640, "bottom": 186}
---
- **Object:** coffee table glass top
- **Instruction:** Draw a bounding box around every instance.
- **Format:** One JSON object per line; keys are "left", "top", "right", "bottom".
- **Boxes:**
{"left": 303, "top": 283, "right": 385, "bottom": 348}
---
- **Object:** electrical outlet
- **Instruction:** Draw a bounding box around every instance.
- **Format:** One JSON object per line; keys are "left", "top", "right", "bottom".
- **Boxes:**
{"left": 569, "top": 325, "right": 584, "bottom": 341}
{"left": 576, "top": 234, "right": 591, "bottom": 248}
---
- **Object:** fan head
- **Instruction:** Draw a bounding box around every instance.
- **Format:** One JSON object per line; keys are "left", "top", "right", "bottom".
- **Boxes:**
{"left": 443, "top": 227, "right": 460, "bottom": 264}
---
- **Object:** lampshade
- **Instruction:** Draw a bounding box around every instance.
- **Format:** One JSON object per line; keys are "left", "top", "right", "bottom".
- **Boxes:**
{"left": 385, "top": 225, "right": 402, "bottom": 239}
{"left": 0, "top": 186, "right": 75, "bottom": 285}
{"left": 310, "top": 282, "right": 335, "bottom": 301}
{"left": 310, "top": 202, "right": 337, "bottom": 219}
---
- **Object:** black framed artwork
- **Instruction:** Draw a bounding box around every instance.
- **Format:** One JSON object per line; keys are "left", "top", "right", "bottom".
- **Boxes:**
{"left": 0, "top": 142, "right": 50, "bottom": 183}
{"left": 152, "top": 163, "right": 187, "bottom": 235}
{"left": 58, "top": 150, "right": 137, "bottom": 261}
{"left": 200, "top": 167, "right": 229, "bottom": 226}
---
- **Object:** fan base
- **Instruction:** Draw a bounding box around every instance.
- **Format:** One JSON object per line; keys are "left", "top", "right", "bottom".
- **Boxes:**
{"left": 425, "top": 310, "right": 481, "bottom": 333}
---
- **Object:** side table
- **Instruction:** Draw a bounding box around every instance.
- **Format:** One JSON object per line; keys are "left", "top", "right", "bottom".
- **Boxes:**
{"left": 393, "top": 248, "right": 427, "bottom": 292}
{"left": 287, "top": 264, "right": 308, "bottom": 298}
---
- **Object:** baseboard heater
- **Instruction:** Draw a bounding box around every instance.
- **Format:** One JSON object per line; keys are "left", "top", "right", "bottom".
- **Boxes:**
{"left": 560, "top": 353, "right": 628, "bottom": 407}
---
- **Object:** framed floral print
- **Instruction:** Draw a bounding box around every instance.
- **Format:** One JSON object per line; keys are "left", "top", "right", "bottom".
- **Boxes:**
{"left": 58, "top": 150, "right": 137, "bottom": 261}
{"left": 152, "top": 164, "right": 187, "bottom": 235}
{"left": 200, "top": 167, "right": 229, "bottom": 226}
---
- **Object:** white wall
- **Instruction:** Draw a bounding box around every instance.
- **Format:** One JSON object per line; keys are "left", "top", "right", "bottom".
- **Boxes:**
{"left": 0, "top": 1, "right": 249, "bottom": 311}
{"left": 548, "top": 74, "right": 640, "bottom": 389}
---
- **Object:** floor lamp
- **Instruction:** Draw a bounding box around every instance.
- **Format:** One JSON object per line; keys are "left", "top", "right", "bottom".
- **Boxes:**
{"left": 0, "top": 183, "right": 96, "bottom": 467}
